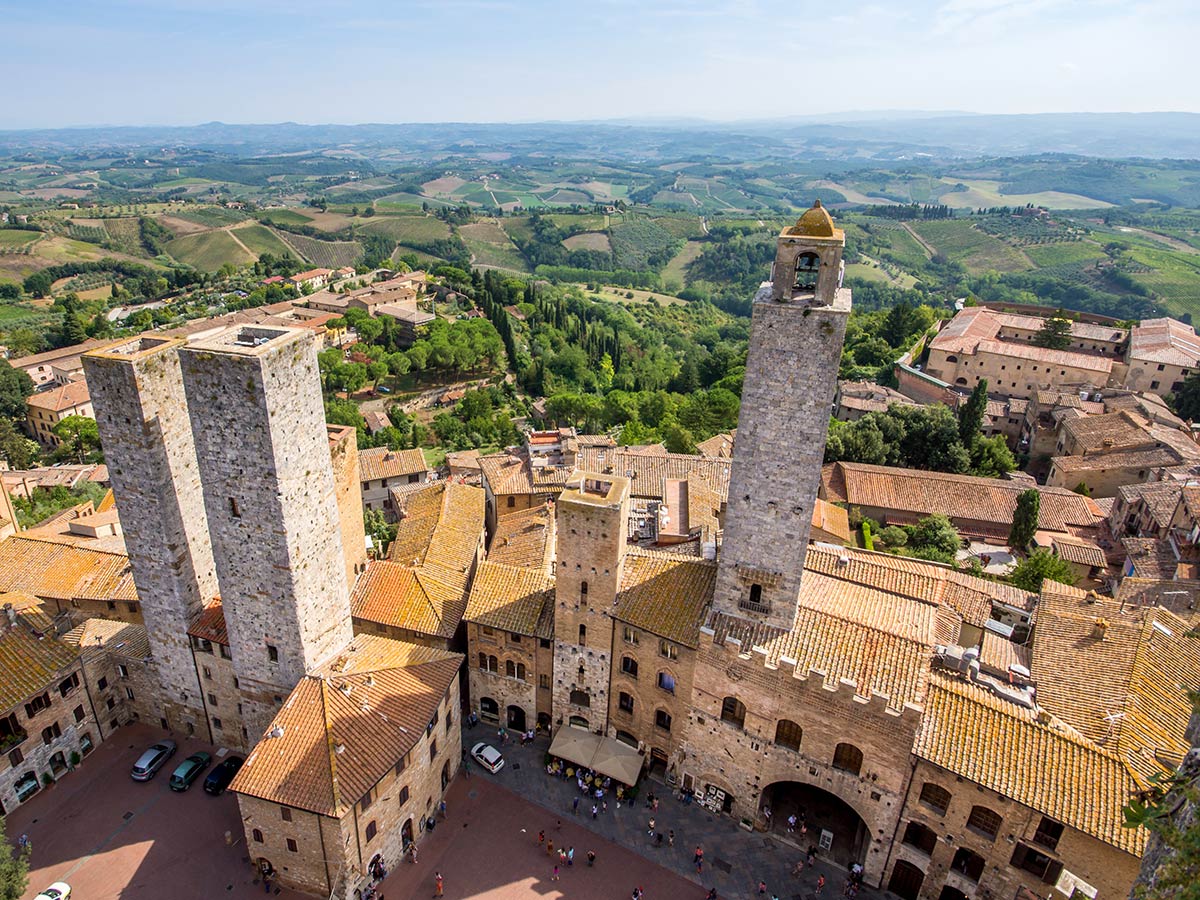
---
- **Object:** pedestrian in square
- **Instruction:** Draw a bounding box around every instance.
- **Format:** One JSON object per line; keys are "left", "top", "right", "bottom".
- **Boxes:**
{"left": 587, "top": 849, "right": 596, "bottom": 867}
{"left": 573, "top": 796, "right": 580, "bottom": 815}
{"left": 758, "top": 880, "right": 767, "bottom": 895}
{"left": 433, "top": 871, "right": 444, "bottom": 897}
{"left": 568, "top": 846, "right": 575, "bottom": 866}
{"left": 816, "top": 874, "right": 826, "bottom": 896}
{"left": 591, "top": 804, "right": 598, "bottom": 819}
{"left": 647, "top": 817, "right": 656, "bottom": 835}
{"left": 538, "top": 829, "right": 545, "bottom": 847}
{"left": 547, "top": 839, "right": 554, "bottom": 857}
{"left": 551, "top": 864, "right": 560, "bottom": 882}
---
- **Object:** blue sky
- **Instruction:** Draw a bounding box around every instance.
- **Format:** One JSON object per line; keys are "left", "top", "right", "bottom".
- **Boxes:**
{"left": 3, "top": 0, "right": 1198, "bottom": 128}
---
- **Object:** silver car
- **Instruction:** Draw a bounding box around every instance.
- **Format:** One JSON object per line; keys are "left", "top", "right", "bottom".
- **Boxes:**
{"left": 131, "top": 740, "right": 177, "bottom": 781}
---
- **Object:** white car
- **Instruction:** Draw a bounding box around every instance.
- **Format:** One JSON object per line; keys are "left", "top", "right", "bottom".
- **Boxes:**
{"left": 471, "top": 742, "right": 505, "bottom": 774}
{"left": 35, "top": 884, "right": 71, "bottom": 900}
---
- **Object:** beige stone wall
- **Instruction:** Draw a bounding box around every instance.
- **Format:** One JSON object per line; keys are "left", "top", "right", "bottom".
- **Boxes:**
{"left": 467, "top": 623, "right": 538, "bottom": 730}
{"left": 926, "top": 346, "right": 1110, "bottom": 400}
{"left": 552, "top": 485, "right": 627, "bottom": 731}
{"left": 1125, "top": 358, "right": 1193, "bottom": 399}
{"left": 679, "top": 634, "right": 921, "bottom": 884}
{"left": 1046, "top": 461, "right": 1149, "bottom": 498}
{"left": 360, "top": 471, "right": 426, "bottom": 517}
{"left": 329, "top": 427, "right": 368, "bottom": 587}
{"left": 715, "top": 283, "right": 851, "bottom": 631}
{"left": 238, "top": 794, "right": 344, "bottom": 897}
{"left": 884, "top": 760, "right": 1140, "bottom": 900}
{"left": 83, "top": 337, "right": 218, "bottom": 735}
{"left": 0, "top": 661, "right": 104, "bottom": 812}
{"left": 193, "top": 642, "right": 249, "bottom": 750}
{"left": 608, "top": 626, "right": 695, "bottom": 763}
{"left": 178, "top": 330, "right": 353, "bottom": 738}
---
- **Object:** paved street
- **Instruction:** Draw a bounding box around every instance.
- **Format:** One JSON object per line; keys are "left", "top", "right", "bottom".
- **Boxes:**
{"left": 445, "top": 725, "right": 886, "bottom": 900}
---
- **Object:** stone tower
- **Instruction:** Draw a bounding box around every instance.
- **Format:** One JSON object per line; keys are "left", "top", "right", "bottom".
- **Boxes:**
{"left": 552, "top": 473, "right": 630, "bottom": 733}
{"left": 82, "top": 336, "right": 220, "bottom": 737}
{"left": 713, "top": 201, "right": 852, "bottom": 631}
{"left": 327, "top": 424, "right": 368, "bottom": 588}
{"left": 178, "top": 326, "right": 353, "bottom": 738}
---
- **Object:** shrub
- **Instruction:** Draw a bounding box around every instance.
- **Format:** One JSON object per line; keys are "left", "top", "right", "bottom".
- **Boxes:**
{"left": 879, "top": 525, "right": 908, "bottom": 547}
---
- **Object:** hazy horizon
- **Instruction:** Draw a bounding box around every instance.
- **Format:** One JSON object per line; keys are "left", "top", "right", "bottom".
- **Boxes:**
{"left": 4, "top": 0, "right": 1198, "bottom": 130}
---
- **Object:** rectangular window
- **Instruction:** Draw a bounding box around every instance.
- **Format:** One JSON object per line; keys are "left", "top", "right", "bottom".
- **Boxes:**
{"left": 229, "top": 497, "right": 241, "bottom": 518}
{"left": 655, "top": 710, "right": 672, "bottom": 731}
{"left": 509, "top": 632, "right": 521, "bottom": 643}
{"left": 8, "top": 748, "right": 22, "bottom": 767}
{"left": 207, "top": 693, "right": 218, "bottom": 707}
{"left": 117, "top": 665, "right": 129, "bottom": 679}
{"left": 623, "top": 627, "right": 638, "bottom": 645}
{"left": 41, "top": 723, "right": 61, "bottom": 745}
{"left": 1033, "top": 817, "right": 1064, "bottom": 852}
{"left": 361, "top": 787, "right": 374, "bottom": 812}
{"left": 212, "top": 717, "right": 222, "bottom": 730}
{"left": 202, "top": 666, "right": 212, "bottom": 679}
{"left": 127, "top": 602, "right": 138, "bottom": 614}
{"left": 395, "top": 753, "right": 409, "bottom": 775}
{"left": 106, "top": 698, "right": 115, "bottom": 710}
{"left": 73, "top": 705, "right": 85, "bottom": 723}
{"left": 286, "top": 838, "right": 298, "bottom": 853}
{"left": 430, "top": 739, "right": 438, "bottom": 762}
{"left": 24, "top": 693, "right": 51, "bottom": 717}
{"left": 126, "top": 687, "right": 135, "bottom": 700}
{"left": 365, "top": 820, "right": 377, "bottom": 842}
{"left": 398, "top": 785, "right": 410, "bottom": 805}
{"left": 659, "top": 641, "right": 678, "bottom": 660}
{"left": 97, "top": 677, "right": 107, "bottom": 691}
{"left": 281, "top": 807, "right": 292, "bottom": 822}
{"left": 538, "top": 674, "right": 551, "bottom": 690}
{"left": 267, "top": 645, "right": 279, "bottom": 663}
{"left": 220, "top": 644, "right": 232, "bottom": 660}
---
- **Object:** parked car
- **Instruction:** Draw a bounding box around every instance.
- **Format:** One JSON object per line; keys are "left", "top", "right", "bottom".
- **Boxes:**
{"left": 131, "top": 740, "right": 177, "bottom": 781}
{"left": 471, "top": 742, "right": 505, "bottom": 774}
{"left": 169, "top": 752, "right": 213, "bottom": 792}
{"left": 377, "top": 385, "right": 392, "bottom": 393}
{"left": 203, "top": 755, "right": 245, "bottom": 795}
{"left": 34, "top": 882, "right": 71, "bottom": 900}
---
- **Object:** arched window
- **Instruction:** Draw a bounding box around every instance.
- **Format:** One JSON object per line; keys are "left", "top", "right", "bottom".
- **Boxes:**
{"left": 656, "top": 671, "right": 675, "bottom": 694}
{"left": 578, "top": 623, "right": 587, "bottom": 646}
{"left": 479, "top": 696, "right": 498, "bottom": 722}
{"left": 832, "top": 742, "right": 863, "bottom": 776}
{"left": 774, "top": 719, "right": 803, "bottom": 752}
{"left": 951, "top": 848, "right": 986, "bottom": 882}
{"left": 793, "top": 251, "right": 820, "bottom": 290}
{"left": 618, "top": 691, "right": 634, "bottom": 713}
{"left": 477, "top": 652, "right": 487, "bottom": 670}
{"left": 966, "top": 805, "right": 1002, "bottom": 840}
{"left": 620, "top": 656, "right": 638, "bottom": 678}
{"left": 568, "top": 715, "right": 589, "bottom": 730}
{"left": 955, "top": 377, "right": 968, "bottom": 385}
{"left": 945, "top": 354, "right": 958, "bottom": 363}
{"left": 252, "top": 828, "right": 264, "bottom": 843}
{"left": 615, "top": 730, "right": 638, "bottom": 747}
{"left": 720, "top": 696, "right": 746, "bottom": 729}
{"left": 505, "top": 659, "right": 516, "bottom": 678}
{"left": 487, "top": 655, "right": 498, "bottom": 673}
{"left": 919, "top": 782, "right": 952, "bottom": 815}
{"left": 516, "top": 663, "right": 526, "bottom": 681}
{"left": 902, "top": 821, "right": 938, "bottom": 855}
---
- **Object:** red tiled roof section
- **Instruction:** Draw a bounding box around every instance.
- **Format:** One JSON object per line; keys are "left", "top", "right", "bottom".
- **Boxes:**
{"left": 358, "top": 447, "right": 427, "bottom": 483}
{"left": 0, "top": 536, "right": 135, "bottom": 602}
{"left": 188, "top": 600, "right": 229, "bottom": 646}
{"left": 26, "top": 380, "right": 90, "bottom": 412}
{"left": 614, "top": 551, "right": 716, "bottom": 647}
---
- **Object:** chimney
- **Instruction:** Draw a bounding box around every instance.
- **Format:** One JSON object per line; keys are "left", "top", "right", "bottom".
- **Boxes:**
{"left": 1093, "top": 617, "right": 1110, "bottom": 640}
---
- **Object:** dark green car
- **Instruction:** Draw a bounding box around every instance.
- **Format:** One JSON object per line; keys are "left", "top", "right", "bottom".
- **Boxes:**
{"left": 168, "top": 752, "right": 212, "bottom": 792}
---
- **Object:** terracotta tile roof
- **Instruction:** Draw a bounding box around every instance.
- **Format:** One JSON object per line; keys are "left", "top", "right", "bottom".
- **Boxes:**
{"left": 1030, "top": 586, "right": 1200, "bottom": 784}
{"left": 62, "top": 618, "right": 152, "bottom": 660}
{"left": 358, "top": 447, "right": 427, "bottom": 483}
{"left": 915, "top": 674, "right": 1144, "bottom": 855}
{"left": 811, "top": 499, "right": 852, "bottom": 544}
{"left": 614, "top": 551, "right": 716, "bottom": 647}
{"left": 1181, "top": 485, "right": 1200, "bottom": 523}
{"left": 363, "top": 411, "right": 392, "bottom": 433}
{"left": 576, "top": 447, "right": 733, "bottom": 500}
{"left": 13, "top": 338, "right": 111, "bottom": 371}
{"left": 1118, "top": 482, "right": 1185, "bottom": 531}
{"left": 978, "top": 630, "right": 1030, "bottom": 675}
{"left": 463, "top": 561, "right": 554, "bottom": 639}
{"left": 231, "top": 634, "right": 461, "bottom": 817}
{"left": 0, "top": 619, "right": 79, "bottom": 714}
{"left": 1052, "top": 535, "right": 1107, "bottom": 569}
{"left": 1129, "top": 318, "right": 1200, "bottom": 367}
{"left": 1053, "top": 447, "right": 1183, "bottom": 474}
{"left": 478, "top": 450, "right": 573, "bottom": 497}
{"left": 445, "top": 449, "right": 483, "bottom": 472}
{"left": 821, "top": 462, "right": 1103, "bottom": 534}
{"left": 931, "top": 307, "right": 1120, "bottom": 373}
{"left": 26, "top": 380, "right": 91, "bottom": 413}
{"left": 188, "top": 600, "right": 229, "bottom": 646}
{"left": 696, "top": 430, "right": 735, "bottom": 458}
{"left": 1113, "top": 579, "right": 1200, "bottom": 628}
{"left": 1121, "top": 537, "right": 1189, "bottom": 581}
{"left": 0, "top": 536, "right": 136, "bottom": 602}
{"left": 487, "top": 502, "right": 553, "bottom": 570}
{"left": 1062, "top": 410, "right": 1157, "bottom": 454}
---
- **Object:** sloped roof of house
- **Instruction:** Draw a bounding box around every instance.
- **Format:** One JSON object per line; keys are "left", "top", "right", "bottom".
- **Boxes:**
{"left": 0, "top": 536, "right": 135, "bottom": 602}
{"left": 0, "top": 617, "right": 79, "bottom": 714}
{"left": 26, "top": 380, "right": 91, "bottom": 413}
{"left": 230, "top": 635, "right": 461, "bottom": 817}
{"left": 462, "top": 562, "right": 554, "bottom": 639}
{"left": 358, "top": 447, "right": 427, "bottom": 483}
{"left": 613, "top": 551, "right": 717, "bottom": 648}
{"left": 62, "top": 617, "right": 152, "bottom": 660}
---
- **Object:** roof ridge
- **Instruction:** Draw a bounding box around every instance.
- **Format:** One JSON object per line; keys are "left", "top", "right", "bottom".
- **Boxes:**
{"left": 7, "top": 534, "right": 130, "bottom": 560}
{"left": 319, "top": 677, "right": 342, "bottom": 814}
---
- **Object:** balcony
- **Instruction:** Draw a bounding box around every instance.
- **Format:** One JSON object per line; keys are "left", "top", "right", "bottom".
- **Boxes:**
{"left": 0, "top": 729, "right": 28, "bottom": 755}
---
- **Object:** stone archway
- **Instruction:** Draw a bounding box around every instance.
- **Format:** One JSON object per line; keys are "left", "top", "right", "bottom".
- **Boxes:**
{"left": 888, "top": 860, "right": 924, "bottom": 900}
{"left": 507, "top": 705, "right": 526, "bottom": 731}
{"left": 760, "top": 780, "right": 870, "bottom": 869}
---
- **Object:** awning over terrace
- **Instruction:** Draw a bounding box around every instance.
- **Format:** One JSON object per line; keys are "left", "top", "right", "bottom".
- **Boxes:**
{"left": 548, "top": 728, "right": 644, "bottom": 786}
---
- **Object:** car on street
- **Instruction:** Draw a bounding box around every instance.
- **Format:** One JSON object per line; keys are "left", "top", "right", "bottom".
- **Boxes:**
{"left": 471, "top": 742, "right": 504, "bottom": 774}
{"left": 169, "top": 752, "right": 213, "bottom": 792}
{"left": 34, "top": 883, "right": 71, "bottom": 900}
{"left": 203, "top": 755, "right": 245, "bottom": 795}
{"left": 130, "top": 740, "right": 177, "bottom": 781}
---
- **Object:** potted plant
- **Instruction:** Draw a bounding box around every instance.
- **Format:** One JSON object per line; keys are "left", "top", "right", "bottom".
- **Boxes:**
{"left": 41, "top": 772, "right": 54, "bottom": 788}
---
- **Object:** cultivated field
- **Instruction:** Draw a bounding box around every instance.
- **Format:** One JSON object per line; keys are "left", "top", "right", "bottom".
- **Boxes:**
{"left": 460, "top": 221, "right": 529, "bottom": 271}
{"left": 909, "top": 219, "right": 1033, "bottom": 273}
{"left": 275, "top": 232, "right": 361, "bottom": 267}
{"left": 165, "top": 230, "right": 255, "bottom": 271}
{"left": 562, "top": 232, "right": 612, "bottom": 253}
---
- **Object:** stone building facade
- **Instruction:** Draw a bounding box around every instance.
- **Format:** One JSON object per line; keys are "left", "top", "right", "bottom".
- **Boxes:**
{"left": 714, "top": 201, "right": 851, "bottom": 631}
{"left": 179, "top": 326, "right": 354, "bottom": 738}
{"left": 551, "top": 474, "right": 629, "bottom": 732}
{"left": 83, "top": 336, "right": 219, "bottom": 735}
{"left": 327, "top": 425, "right": 368, "bottom": 587}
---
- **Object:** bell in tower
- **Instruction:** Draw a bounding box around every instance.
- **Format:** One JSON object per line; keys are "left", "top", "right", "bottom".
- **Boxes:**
{"left": 770, "top": 199, "right": 846, "bottom": 306}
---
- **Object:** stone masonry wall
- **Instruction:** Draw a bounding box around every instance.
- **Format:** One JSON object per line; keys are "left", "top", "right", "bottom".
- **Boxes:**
{"left": 467, "top": 623, "right": 538, "bottom": 730}
{"left": 179, "top": 329, "right": 353, "bottom": 739}
{"left": 193, "top": 641, "right": 248, "bottom": 751}
{"left": 714, "top": 285, "right": 851, "bottom": 631}
{"left": 83, "top": 337, "right": 218, "bottom": 734}
{"left": 608, "top": 625, "right": 696, "bottom": 763}
{"left": 328, "top": 426, "right": 368, "bottom": 589}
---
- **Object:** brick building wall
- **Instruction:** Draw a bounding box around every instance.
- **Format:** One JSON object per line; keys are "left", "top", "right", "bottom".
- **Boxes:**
{"left": 328, "top": 426, "right": 368, "bottom": 588}
{"left": 883, "top": 760, "right": 1140, "bottom": 900}
{"left": 83, "top": 337, "right": 219, "bottom": 735}
{"left": 191, "top": 638, "right": 248, "bottom": 750}
{"left": 467, "top": 622, "right": 539, "bottom": 731}
{"left": 608, "top": 625, "right": 696, "bottom": 765}
{"left": 178, "top": 327, "right": 353, "bottom": 738}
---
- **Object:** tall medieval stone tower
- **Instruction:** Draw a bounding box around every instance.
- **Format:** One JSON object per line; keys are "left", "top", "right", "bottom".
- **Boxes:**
{"left": 178, "top": 326, "right": 353, "bottom": 737}
{"left": 83, "top": 337, "right": 220, "bottom": 737}
{"left": 552, "top": 473, "right": 630, "bottom": 732}
{"left": 713, "top": 201, "right": 851, "bottom": 631}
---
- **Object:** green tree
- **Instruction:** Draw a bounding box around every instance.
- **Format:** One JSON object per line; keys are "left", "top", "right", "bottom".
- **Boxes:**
{"left": 907, "top": 514, "right": 962, "bottom": 562}
{"left": 59, "top": 309, "right": 88, "bottom": 346}
{"left": 52, "top": 414, "right": 101, "bottom": 463}
{"left": 0, "top": 814, "right": 31, "bottom": 899}
{"left": 969, "top": 435, "right": 1016, "bottom": 477}
{"left": 364, "top": 508, "right": 397, "bottom": 556}
{"left": 1032, "top": 316, "right": 1072, "bottom": 350}
{"left": 1009, "top": 488, "right": 1040, "bottom": 549}
{"left": 1008, "top": 548, "right": 1077, "bottom": 592}
{"left": 958, "top": 379, "right": 988, "bottom": 446}
{"left": 0, "top": 419, "right": 38, "bottom": 469}
{"left": 0, "top": 361, "right": 34, "bottom": 421}
{"left": 1171, "top": 371, "right": 1200, "bottom": 422}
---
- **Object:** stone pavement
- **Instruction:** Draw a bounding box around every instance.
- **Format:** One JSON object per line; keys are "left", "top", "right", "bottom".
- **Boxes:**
{"left": 461, "top": 725, "right": 888, "bottom": 900}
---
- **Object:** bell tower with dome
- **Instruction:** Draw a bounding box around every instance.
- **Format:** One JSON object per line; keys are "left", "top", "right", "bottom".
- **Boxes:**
{"left": 712, "top": 200, "right": 852, "bottom": 631}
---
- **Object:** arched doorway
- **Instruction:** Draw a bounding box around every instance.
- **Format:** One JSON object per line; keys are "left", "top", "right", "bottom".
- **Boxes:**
{"left": 537, "top": 712, "right": 551, "bottom": 732}
{"left": 939, "top": 887, "right": 968, "bottom": 900}
{"left": 441, "top": 761, "right": 450, "bottom": 790}
{"left": 507, "top": 705, "right": 526, "bottom": 731}
{"left": 760, "top": 781, "right": 869, "bottom": 868}
{"left": 568, "top": 715, "right": 589, "bottom": 730}
{"left": 479, "top": 696, "right": 498, "bottom": 723}
{"left": 615, "top": 730, "right": 638, "bottom": 748}
{"left": 888, "top": 860, "right": 924, "bottom": 900}
{"left": 401, "top": 818, "right": 414, "bottom": 849}
{"left": 649, "top": 748, "right": 669, "bottom": 777}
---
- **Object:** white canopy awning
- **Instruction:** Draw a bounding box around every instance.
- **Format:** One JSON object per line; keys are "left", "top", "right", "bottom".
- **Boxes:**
{"left": 548, "top": 728, "right": 644, "bottom": 786}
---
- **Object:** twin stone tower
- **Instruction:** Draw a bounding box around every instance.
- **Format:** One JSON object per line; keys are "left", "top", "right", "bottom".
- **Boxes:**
{"left": 83, "top": 199, "right": 850, "bottom": 747}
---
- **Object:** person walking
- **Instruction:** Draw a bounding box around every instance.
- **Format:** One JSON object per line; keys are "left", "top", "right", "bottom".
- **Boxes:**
{"left": 668, "top": 829, "right": 675, "bottom": 847}
{"left": 816, "top": 874, "right": 826, "bottom": 896}
{"left": 439, "top": 799, "right": 447, "bottom": 820}
{"left": 567, "top": 846, "right": 575, "bottom": 866}
{"left": 547, "top": 839, "right": 554, "bottom": 857}
{"left": 758, "top": 880, "right": 768, "bottom": 895}
{"left": 433, "top": 871, "right": 444, "bottom": 897}
{"left": 551, "top": 864, "right": 560, "bottom": 882}
{"left": 538, "top": 829, "right": 545, "bottom": 848}
{"left": 787, "top": 814, "right": 797, "bottom": 833}
{"left": 573, "top": 796, "right": 580, "bottom": 815}
{"left": 694, "top": 845, "right": 704, "bottom": 873}
{"left": 587, "top": 849, "right": 596, "bottom": 867}
{"left": 647, "top": 817, "right": 656, "bottom": 835}
{"left": 591, "top": 803, "right": 598, "bottom": 819}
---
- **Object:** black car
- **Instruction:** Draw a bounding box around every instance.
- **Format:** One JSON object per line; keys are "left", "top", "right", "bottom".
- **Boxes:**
{"left": 203, "top": 755, "right": 245, "bottom": 795}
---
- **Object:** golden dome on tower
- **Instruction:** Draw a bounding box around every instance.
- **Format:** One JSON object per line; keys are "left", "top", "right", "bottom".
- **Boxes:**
{"left": 786, "top": 199, "right": 837, "bottom": 238}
